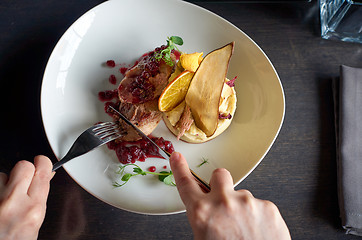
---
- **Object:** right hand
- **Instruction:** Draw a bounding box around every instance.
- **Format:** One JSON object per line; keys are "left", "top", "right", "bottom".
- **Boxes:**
{"left": 170, "top": 152, "right": 291, "bottom": 240}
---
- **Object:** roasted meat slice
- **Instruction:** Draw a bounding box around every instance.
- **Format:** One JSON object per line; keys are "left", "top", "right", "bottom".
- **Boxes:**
{"left": 118, "top": 51, "right": 175, "bottom": 104}
{"left": 114, "top": 100, "right": 162, "bottom": 142}
{"left": 176, "top": 105, "right": 194, "bottom": 140}
{"left": 115, "top": 48, "right": 176, "bottom": 141}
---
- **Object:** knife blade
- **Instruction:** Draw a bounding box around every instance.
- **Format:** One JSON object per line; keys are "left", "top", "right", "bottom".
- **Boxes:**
{"left": 109, "top": 105, "right": 211, "bottom": 192}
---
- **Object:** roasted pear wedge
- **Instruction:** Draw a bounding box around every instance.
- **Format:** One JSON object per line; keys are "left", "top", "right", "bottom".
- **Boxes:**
{"left": 185, "top": 42, "right": 234, "bottom": 137}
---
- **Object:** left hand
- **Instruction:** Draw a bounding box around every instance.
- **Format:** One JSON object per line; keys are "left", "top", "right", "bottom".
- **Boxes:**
{"left": 0, "top": 155, "right": 53, "bottom": 240}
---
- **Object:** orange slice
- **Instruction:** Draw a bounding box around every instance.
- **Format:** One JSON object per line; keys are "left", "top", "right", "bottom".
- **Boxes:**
{"left": 158, "top": 70, "right": 194, "bottom": 112}
{"left": 168, "top": 62, "right": 183, "bottom": 83}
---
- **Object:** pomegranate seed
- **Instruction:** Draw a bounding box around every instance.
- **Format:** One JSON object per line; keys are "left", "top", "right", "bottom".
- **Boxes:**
{"left": 106, "top": 60, "right": 116, "bottom": 67}
{"left": 109, "top": 75, "right": 117, "bottom": 84}
{"left": 148, "top": 166, "right": 156, "bottom": 172}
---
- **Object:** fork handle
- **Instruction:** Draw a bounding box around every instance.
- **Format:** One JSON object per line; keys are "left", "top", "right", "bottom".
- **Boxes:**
{"left": 52, "top": 155, "right": 73, "bottom": 171}
{"left": 52, "top": 137, "right": 96, "bottom": 171}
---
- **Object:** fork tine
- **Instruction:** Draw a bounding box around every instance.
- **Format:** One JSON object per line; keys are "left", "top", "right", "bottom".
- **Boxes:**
{"left": 93, "top": 122, "right": 118, "bottom": 132}
{"left": 97, "top": 127, "right": 122, "bottom": 138}
{"left": 93, "top": 122, "right": 122, "bottom": 140}
{"left": 100, "top": 131, "right": 123, "bottom": 142}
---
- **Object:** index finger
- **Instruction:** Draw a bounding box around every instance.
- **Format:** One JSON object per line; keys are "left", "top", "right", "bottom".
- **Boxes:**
{"left": 170, "top": 152, "right": 204, "bottom": 207}
{"left": 27, "top": 155, "right": 53, "bottom": 204}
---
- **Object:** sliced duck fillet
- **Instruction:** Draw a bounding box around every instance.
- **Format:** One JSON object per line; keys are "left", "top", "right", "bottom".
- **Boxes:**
{"left": 116, "top": 48, "right": 176, "bottom": 141}
{"left": 118, "top": 51, "right": 175, "bottom": 104}
{"left": 115, "top": 100, "right": 162, "bottom": 141}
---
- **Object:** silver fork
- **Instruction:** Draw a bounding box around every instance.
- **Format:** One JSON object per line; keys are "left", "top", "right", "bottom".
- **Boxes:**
{"left": 52, "top": 122, "right": 123, "bottom": 171}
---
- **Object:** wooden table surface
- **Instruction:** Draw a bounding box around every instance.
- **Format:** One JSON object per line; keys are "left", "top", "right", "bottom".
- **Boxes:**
{"left": 1, "top": 0, "right": 362, "bottom": 239}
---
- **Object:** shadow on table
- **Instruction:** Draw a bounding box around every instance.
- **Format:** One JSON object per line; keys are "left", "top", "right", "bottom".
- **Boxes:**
{"left": 40, "top": 173, "right": 87, "bottom": 239}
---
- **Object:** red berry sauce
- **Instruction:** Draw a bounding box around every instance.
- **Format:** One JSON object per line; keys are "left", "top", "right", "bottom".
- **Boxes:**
{"left": 119, "top": 67, "right": 128, "bottom": 75}
{"left": 148, "top": 166, "right": 156, "bottom": 172}
{"left": 98, "top": 89, "right": 118, "bottom": 102}
{"left": 219, "top": 113, "right": 232, "bottom": 119}
{"left": 172, "top": 50, "right": 181, "bottom": 60}
{"left": 106, "top": 137, "right": 174, "bottom": 164}
{"left": 226, "top": 76, "right": 237, "bottom": 87}
{"left": 109, "top": 74, "right": 117, "bottom": 85}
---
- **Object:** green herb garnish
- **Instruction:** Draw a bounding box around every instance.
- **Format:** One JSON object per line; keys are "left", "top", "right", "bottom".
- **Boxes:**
{"left": 197, "top": 157, "right": 209, "bottom": 167}
{"left": 154, "top": 36, "right": 183, "bottom": 66}
{"left": 158, "top": 171, "right": 176, "bottom": 186}
{"left": 113, "top": 163, "right": 175, "bottom": 187}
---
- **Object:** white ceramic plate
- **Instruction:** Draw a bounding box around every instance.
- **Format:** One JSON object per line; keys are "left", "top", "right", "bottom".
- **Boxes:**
{"left": 41, "top": 0, "right": 285, "bottom": 215}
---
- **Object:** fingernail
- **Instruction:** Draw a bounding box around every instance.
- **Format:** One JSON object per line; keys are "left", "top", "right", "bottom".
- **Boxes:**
{"left": 170, "top": 151, "right": 180, "bottom": 161}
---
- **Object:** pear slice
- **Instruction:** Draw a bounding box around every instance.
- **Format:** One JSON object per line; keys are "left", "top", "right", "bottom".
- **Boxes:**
{"left": 185, "top": 42, "right": 234, "bottom": 137}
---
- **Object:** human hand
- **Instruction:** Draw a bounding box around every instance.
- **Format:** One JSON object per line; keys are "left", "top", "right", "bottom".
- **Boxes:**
{"left": 170, "top": 152, "right": 291, "bottom": 240}
{"left": 0, "top": 155, "right": 53, "bottom": 240}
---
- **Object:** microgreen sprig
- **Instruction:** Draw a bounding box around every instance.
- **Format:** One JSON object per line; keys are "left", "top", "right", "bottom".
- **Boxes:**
{"left": 197, "top": 157, "right": 209, "bottom": 167}
{"left": 113, "top": 163, "right": 176, "bottom": 187}
{"left": 154, "top": 36, "right": 183, "bottom": 66}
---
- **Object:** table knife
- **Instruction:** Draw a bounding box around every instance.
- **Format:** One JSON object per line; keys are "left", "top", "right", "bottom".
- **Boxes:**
{"left": 109, "top": 105, "right": 211, "bottom": 192}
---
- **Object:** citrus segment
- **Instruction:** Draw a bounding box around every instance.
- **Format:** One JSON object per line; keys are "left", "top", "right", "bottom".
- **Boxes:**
{"left": 158, "top": 71, "right": 194, "bottom": 112}
{"left": 180, "top": 52, "right": 203, "bottom": 72}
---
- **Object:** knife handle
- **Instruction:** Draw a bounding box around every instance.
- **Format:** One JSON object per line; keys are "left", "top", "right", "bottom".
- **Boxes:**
{"left": 189, "top": 169, "right": 211, "bottom": 193}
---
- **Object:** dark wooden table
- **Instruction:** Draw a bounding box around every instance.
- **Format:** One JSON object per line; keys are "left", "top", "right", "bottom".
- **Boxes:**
{"left": 1, "top": 0, "right": 362, "bottom": 239}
